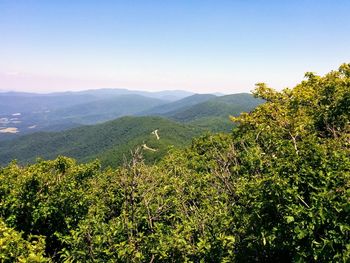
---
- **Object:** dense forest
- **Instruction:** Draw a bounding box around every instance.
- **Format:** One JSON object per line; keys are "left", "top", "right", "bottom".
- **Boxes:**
{"left": 0, "top": 64, "right": 349, "bottom": 262}
{"left": 0, "top": 116, "right": 203, "bottom": 167}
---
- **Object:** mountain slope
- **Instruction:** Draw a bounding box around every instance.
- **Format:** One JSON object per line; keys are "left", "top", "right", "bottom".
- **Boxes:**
{"left": 150, "top": 93, "right": 264, "bottom": 132}
{"left": 139, "top": 94, "right": 216, "bottom": 116}
{"left": 0, "top": 116, "right": 203, "bottom": 167}
{"left": 165, "top": 93, "right": 264, "bottom": 122}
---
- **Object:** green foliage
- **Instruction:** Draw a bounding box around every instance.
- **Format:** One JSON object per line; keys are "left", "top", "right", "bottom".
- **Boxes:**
{"left": 228, "top": 64, "right": 350, "bottom": 261}
{"left": 189, "top": 116, "right": 235, "bottom": 132}
{"left": 0, "top": 219, "right": 49, "bottom": 262}
{"left": 0, "top": 64, "right": 348, "bottom": 262}
{"left": 0, "top": 156, "right": 100, "bottom": 259}
{"left": 58, "top": 147, "right": 236, "bottom": 262}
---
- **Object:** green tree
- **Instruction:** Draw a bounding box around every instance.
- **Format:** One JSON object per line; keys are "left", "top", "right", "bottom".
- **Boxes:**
{"left": 228, "top": 63, "right": 350, "bottom": 262}
{"left": 0, "top": 219, "right": 49, "bottom": 262}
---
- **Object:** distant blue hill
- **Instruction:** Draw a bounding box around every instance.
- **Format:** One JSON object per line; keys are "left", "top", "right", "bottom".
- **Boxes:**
{"left": 139, "top": 94, "right": 217, "bottom": 116}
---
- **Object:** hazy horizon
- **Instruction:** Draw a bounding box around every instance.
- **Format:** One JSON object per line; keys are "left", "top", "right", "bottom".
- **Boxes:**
{"left": 1, "top": 1, "right": 349, "bottom": 94}
{"left": 0, "top": 87, "right": 219, "bottom": 95}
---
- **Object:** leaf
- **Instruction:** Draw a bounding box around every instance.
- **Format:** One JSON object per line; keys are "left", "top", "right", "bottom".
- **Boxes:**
{"left": 286, "top": 216, "right": 295, "bottom": 223}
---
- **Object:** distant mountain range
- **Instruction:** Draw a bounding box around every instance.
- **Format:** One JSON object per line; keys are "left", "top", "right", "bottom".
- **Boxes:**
{"left": 0, "top": 88, "right": 264, "bottom": 167}
{"left": 0, "top": 88, "right": 194, "bottom": 117}
{"left": 0, "top": 89, "right": 194, "bottom": 138}
{"left": 71, "top": 88, "right": 195, "bottom": 101}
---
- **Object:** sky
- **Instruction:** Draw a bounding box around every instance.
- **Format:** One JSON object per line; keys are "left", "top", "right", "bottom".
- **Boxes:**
{"left": 1, "top": 0, "right": 350, "bottom": 94}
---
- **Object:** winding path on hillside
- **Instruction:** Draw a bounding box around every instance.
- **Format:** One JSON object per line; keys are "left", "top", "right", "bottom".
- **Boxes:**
{"left": 151, "top": 129, "right": 160, "bottom": 140}
{"left": 142, "top": 144, "right": 157, "bottom": 152}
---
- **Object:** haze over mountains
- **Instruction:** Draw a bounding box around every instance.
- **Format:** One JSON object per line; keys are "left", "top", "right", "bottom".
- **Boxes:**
{"left": 0, "top": 88, "right": 263, "bottom": 167}
{"left": 0, "top": 89, "right": 193, "bottom": 137}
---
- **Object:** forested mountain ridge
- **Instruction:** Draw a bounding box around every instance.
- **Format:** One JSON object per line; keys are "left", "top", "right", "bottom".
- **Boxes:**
{"left": 0, "top": 116, "right": 203, "bottom": 167}
{"left": 0, "top": 64, "right": 349, "bottom": 262}
{"left": 165, "top": 93, "right": 264, "bottom": 122}
{"left": 163, "top": 93, "right": 265, "bottom": 132}
{"left": 139, "top": 93, "right": 217, "bottom": 116}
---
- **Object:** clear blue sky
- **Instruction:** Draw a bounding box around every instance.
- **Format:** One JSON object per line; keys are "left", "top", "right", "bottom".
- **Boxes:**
{"left": 1, "top": 0, "right": 349, "bottom": 93}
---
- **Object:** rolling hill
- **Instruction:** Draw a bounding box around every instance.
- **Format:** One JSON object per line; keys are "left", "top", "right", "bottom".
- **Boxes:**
{"left": 0, "top": 116, "right": 204, "bottom": 168}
